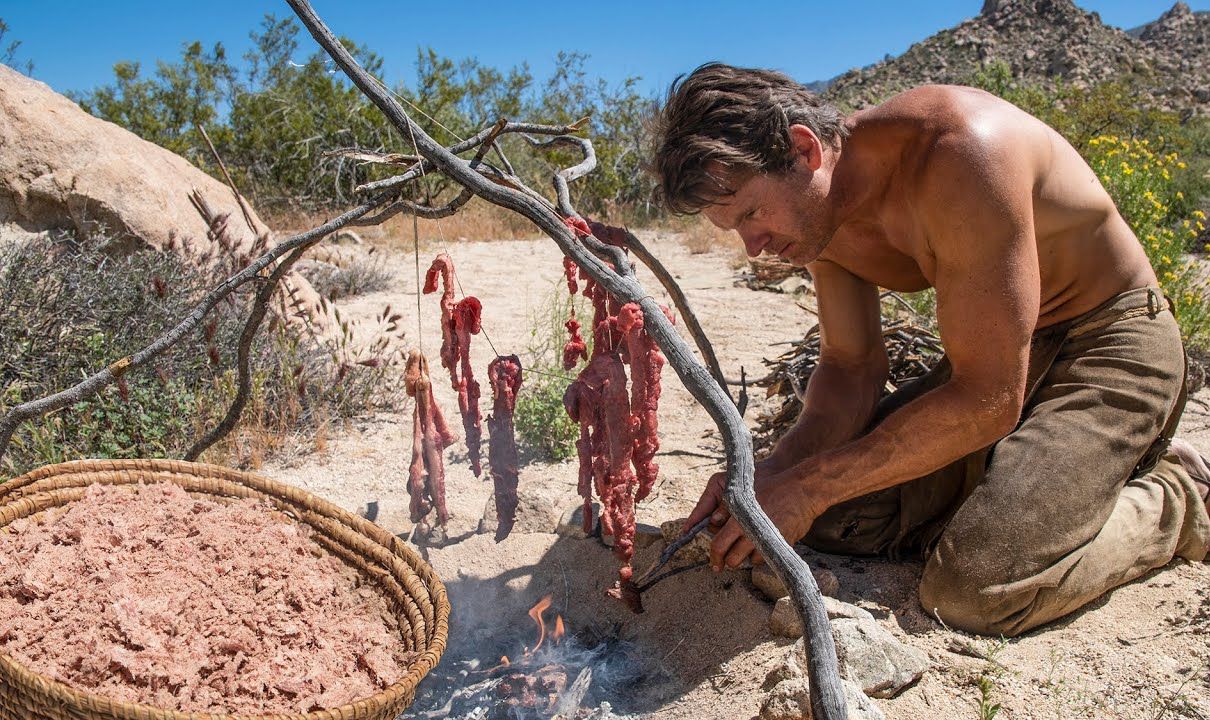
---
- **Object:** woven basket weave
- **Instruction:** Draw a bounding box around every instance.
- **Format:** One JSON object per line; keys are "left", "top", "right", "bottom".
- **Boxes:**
{"left": 0, "top": 459, "right": 449, "bottom": 720}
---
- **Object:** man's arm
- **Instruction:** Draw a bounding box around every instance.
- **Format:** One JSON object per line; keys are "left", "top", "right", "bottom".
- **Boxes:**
{"left": 762, "top": 261, "right": 888, "bottom": 472}
{"left": 710, "top": 127, "right": 1041, "bottom": 569}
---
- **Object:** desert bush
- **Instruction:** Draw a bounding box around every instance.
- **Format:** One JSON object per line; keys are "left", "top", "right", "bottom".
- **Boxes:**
{"left": 0, "top": 231, "right": 399, "bottom": 478}
{"left": 513, "top": 287, "right": 585, "bottom": 461}
{"left": 1086, "top": 136, "right": 1210, "bottom": 350}
{"left": 298, "top": 250, "right": 395, "bottom": 301}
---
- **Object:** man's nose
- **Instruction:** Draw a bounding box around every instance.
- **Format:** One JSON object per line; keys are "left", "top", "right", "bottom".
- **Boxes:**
{"left": 742, "top": 233, "right": 767, "bottom": 258}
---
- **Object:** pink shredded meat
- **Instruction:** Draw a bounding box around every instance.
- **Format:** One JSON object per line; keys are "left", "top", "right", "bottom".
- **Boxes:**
{"left": 0, "top": 483, "right": 417, "bottom": 714}
{"left": 486, "top": 355, "right": 524, "bottom": 541}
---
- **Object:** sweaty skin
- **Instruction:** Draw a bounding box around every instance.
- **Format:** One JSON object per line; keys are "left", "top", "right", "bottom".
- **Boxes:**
{"left": 686, "top": 85, "right": 1159, "bottom": 570}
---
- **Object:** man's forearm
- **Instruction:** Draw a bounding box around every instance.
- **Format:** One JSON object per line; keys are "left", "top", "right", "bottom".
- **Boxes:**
{"left": 766, "top": 358, "right": 885, "bottom": 470}
{"left": 800, "top": 379, "right": 1018, "bottom": 510}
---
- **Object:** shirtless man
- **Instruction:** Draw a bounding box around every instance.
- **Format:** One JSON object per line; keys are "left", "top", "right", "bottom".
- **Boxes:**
{"left": 653, "top": 63, "right": 1210, "bottom": 636}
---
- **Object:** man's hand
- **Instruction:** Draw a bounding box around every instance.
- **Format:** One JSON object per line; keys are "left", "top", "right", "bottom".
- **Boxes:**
{"left": 686, "top": 458, "right": 827, "bottom": 571}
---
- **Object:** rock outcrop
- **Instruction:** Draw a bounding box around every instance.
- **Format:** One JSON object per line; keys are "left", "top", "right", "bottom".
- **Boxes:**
{"left": 821, "top": 0, "right": 1208, "bottom": 116}
{"left": 0, "top": 63, "right": 330, "bottom": 330}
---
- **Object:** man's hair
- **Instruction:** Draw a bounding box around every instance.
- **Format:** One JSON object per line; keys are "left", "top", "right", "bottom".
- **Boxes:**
{"left": 649, "top": 62, "right": 849, "bottom": 215}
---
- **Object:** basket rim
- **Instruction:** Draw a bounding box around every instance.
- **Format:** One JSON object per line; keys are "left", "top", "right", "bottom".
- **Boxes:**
{"left": 0, "top": 457, "right": 450, "bottom": 720}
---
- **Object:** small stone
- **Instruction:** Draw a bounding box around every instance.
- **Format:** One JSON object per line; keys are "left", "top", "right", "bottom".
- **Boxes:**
{"left": 659, "top": 517, "right": 713, "bottom": 565}
{"left": 770, "top": 596, "right": 875, "bottom": 637}
{"left": 759, "top": 677, "right": 884, "bottom": 720}
{"left": 556, "top": 502, "right": 599, "bottom": 537}
{"left": 633, "top": 522, "right": 663, "bottom": 550}
{"left": 832, "top": 618, "right": 930, "bottom": 699}
{"left": 752, "top": 564, "right": 839, "bottom": 600}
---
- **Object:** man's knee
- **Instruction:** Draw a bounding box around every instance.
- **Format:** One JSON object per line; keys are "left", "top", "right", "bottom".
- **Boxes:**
{"left": 918, "top": 539, "right": 1034, "bottom": 637}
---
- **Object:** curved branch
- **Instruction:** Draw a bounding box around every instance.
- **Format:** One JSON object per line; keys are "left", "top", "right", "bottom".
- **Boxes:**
{"left": 616, "top": 228, "right": 735, "bottom": 407}
{"left": 0, "top": 193, "right": 394, "bottom": 466}
{"left": 183, "top": 242, "right": 311, "bottom": 462}
{"left": 286, "top": 2, "right": 846, "bottom": 717}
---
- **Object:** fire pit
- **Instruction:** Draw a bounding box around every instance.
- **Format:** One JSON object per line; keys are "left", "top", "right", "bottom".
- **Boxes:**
{"left": 412, "top": 594, "right": 644, "bottom": 720}
{"left": 0, "top": 459, "right": 449, "bottom": 720}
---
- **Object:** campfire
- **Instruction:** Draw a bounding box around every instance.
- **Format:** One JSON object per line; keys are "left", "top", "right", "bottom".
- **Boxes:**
{"left": 412, "top": 594, "right": 640, "bottom": 720}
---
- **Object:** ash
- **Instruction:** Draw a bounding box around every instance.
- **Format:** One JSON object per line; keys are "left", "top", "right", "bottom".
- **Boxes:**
{"left": 408, "top": 631, "right": 644, "bottom": 720}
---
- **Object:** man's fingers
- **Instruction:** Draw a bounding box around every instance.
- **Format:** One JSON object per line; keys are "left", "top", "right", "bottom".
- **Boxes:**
{"left": 725, "top": 537, "right": 756, "bottom": 570}
{"left": 709, "top": 517, "right": 746, "bottom": 571}
{"left": 686, "top": 474, "right": 724, "bottom": 531}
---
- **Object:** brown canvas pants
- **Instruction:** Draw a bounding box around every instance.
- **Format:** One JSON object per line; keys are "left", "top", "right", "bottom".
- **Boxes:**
{"left": 804, "top": 286, "right": 1210, "bottom": 636}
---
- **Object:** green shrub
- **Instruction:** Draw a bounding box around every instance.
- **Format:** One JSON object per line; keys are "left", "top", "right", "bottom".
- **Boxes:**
{"left": 515, "top": 376, "right": 579, "bottom": 462}
{"left": 513, "top": 286, "right": 589, "bottom": 461}
{"left": 0, "top": 231, "right": 398, "bottom": 478}
{"left": 1085, "top": 135, "right": 1210, "bottom": 350}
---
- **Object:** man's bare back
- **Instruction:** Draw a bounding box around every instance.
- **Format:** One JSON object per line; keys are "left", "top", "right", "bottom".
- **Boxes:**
{"left": 814, "top": 85, "right": 1157, "bottom": 328}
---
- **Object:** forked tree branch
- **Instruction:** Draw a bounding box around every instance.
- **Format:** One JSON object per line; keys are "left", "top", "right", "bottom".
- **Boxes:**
{"left": 284, "top": 1, "right": 846, "bottom": 717}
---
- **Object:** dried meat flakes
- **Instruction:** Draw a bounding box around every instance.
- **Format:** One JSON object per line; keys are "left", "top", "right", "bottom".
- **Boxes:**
{"left": 0, "top": 483, "right": 417, "bottom": 714}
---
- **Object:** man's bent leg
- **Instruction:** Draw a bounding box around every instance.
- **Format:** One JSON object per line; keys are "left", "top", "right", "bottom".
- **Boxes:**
{"left": 919, "top": 294, "right": 1210, "bottom": 636}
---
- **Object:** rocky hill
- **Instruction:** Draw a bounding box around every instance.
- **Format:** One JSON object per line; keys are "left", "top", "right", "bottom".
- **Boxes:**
{"left": 821, "top": 0, "right": 1209, "bottom": 115}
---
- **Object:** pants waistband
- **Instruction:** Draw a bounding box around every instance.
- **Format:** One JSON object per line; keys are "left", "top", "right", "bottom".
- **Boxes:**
{"left": 1065, "top": 286, "right": 1169, "bottom": 339}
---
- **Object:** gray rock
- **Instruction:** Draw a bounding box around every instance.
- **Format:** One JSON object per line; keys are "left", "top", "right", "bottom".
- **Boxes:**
{"left": 752, "top": 563, "right": 839, "bottom": 601}
{"left": 769, "top": 596, "right": 875, "bottom": 638}
{"left": 759, "top": 676, "right": 884, "bottom": 720}
{"left": 659, "top": 517, "right": 713, "bottom": 565}
{"left": 478, "top": 488, "right": 558, "bottom": 536}
{"left": 556, "top": 502, "right": 598, "bottom": 537}
{"left": 831, "top": 618, "right": 930, "bottom": 699}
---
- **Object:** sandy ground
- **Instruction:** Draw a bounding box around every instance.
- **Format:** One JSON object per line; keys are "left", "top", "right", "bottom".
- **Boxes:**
{"left": 263, "top": 231, "right": 1209, "bottom": 719}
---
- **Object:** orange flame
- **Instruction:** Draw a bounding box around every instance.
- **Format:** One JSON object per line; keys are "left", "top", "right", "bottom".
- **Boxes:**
{"left": 527, "top": 595, "right": 553, "bottom": 653}
{"left": 553, "top": 615, "right": 565, "bottom": 645}
{"left": 500, "top": 655, "right": 510, "bottom": 667}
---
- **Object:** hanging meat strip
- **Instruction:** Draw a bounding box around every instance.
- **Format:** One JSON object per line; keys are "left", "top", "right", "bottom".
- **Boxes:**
{"left": 565, "top": 355, "right": 642, "bottom": 609}
{"left": 486, "top": 355, "right": 524, "bottom": 542}
{"left": 562, "top": 315, "right": 588, "bottom": 370}
{"left": 616, "top": 303, "right": 667, "bottom": 502}
{"left": 404, "top": 350, "right": 457, "bottom": 529}
{"left": 423, "top": 253, "right": 484, "bottom": 476}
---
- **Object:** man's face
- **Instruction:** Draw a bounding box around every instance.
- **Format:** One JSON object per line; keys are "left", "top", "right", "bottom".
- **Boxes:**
{"left": 701, "top": 159, "right": 834, "bottom": 266}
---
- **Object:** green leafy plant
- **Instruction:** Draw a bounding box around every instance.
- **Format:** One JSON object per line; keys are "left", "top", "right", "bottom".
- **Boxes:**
{"left": 513, "top": 286, "right": 588, "bottom": 461}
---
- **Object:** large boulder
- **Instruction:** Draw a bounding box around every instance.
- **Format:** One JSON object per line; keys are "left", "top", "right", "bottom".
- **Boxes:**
{"left": 0, "top": 63, "right": 330, "bottom": 331}
{"left": 0, "top": 64, "right": 268, "bottom": 253}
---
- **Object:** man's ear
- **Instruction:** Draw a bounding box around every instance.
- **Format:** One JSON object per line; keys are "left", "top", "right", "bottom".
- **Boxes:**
{"left": 788, "top": 124, "right": 823, "bottom": 171}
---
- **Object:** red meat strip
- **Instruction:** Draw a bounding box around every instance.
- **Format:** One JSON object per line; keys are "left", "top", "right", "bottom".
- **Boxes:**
{"left": 405, "top": 350, "right": 456, "bottom": 527}
{"left": 565, "top": 355, "right": 639, "bottom": 604}
{"left": 562, "top": 315, "right": 588, "bottom": 370}
{"left": 423, "top": 253, "right": 484, "bottom": 477}
{"left": 562, "top": 256, "right": 579, "bottom": 295}
{"left": 617, "top": 303, "right": 668, "bottom": 502}
{"left": 486, "top": 355, "right": 524, "bottom": 542}
{"left": 452, "top": 297, "right": 484, "bottom": 476}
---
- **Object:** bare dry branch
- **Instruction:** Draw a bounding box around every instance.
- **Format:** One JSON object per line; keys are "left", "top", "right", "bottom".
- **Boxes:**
{"left": 285, "top": 2, "right": 846, "bottom": 717}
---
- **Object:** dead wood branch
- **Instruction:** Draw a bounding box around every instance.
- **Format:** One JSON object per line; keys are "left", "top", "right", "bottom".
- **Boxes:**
{"left": 285, "top": 2, "right": 846, "bottom": 716}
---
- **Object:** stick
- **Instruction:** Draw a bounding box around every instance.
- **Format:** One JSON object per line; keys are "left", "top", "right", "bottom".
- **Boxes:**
{"left": 285, "top": 3, "right": 847, "bottom": 717}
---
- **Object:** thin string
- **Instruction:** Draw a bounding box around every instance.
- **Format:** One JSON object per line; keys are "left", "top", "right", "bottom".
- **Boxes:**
{"left": 411, "top": 209, "right": 423, "bottom": 354}
{"left": 371, "top": 73, "right": 581, "bottom": 366}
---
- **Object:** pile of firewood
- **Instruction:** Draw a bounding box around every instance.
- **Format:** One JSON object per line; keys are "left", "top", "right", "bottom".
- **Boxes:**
{"left": 752, "top": 319, "right": 944, "bottom": 452}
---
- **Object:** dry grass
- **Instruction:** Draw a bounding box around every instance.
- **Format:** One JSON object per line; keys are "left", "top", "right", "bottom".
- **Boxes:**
{"left": 265, "top": 200, "right": 540, "bottom": 248}
{"left": 656, "top": 214, "right": 747, "bottom": 260}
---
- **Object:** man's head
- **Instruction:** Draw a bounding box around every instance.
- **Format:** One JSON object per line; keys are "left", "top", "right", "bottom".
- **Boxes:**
{"left": 650, "top": 63, "right": 849, "bottom": 263}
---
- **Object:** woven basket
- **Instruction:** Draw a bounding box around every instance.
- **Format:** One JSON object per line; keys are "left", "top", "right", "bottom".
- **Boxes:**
{"left": 0, "top": 459, "right": 449, "bottom": 720}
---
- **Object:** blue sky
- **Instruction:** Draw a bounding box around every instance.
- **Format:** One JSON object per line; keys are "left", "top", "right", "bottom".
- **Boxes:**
{"left": 3, "top": 1, "right": 1205, "bottom": 99}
